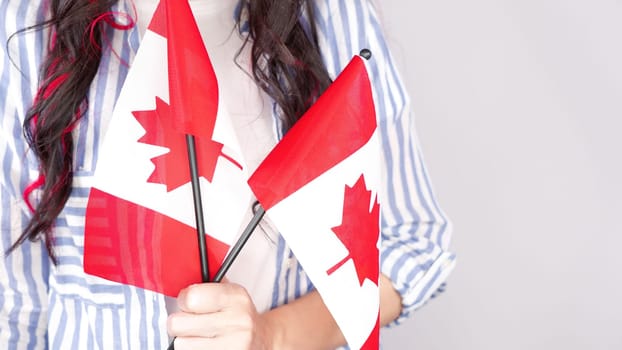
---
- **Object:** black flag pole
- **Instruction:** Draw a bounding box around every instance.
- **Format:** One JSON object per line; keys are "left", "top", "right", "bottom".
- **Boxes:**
{"left": 166, "top": 201, "right": 265, "bottom": 350}
{"left": 186, "top": 135, "right": 210, "bottom": 283}
{"left": 187, "top": 134, "right": 268, "bottom": 284}
{"left": 165, "top": 136, "right": 210, "bottom": 350}
{"left": 166, "top": 135, "right": 211, "bottom": 350}
{"left": 213, "top": 205, "right": 265, "bottom": 282}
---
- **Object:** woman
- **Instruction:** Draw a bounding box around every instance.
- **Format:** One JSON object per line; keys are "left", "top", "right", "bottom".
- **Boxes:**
{"left": 0, "top": 0, "right": 455, "bottom": 349}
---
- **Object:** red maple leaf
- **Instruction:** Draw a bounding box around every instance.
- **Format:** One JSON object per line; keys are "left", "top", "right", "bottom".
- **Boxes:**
{"left": 132, "top": 97, "right": 235, "bottom": 191}
{"left": 326, "top": 174, "right": 380, "bottom": 287}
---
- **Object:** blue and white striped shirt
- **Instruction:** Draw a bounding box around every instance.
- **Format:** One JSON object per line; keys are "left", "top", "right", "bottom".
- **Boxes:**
{"left": 0, "top": 0, "right": 456, "bottom": 349}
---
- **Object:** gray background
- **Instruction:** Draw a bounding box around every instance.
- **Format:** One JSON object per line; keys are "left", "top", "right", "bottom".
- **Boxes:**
{"left": 377, "top": 1, "right": 622, "bottom": 349}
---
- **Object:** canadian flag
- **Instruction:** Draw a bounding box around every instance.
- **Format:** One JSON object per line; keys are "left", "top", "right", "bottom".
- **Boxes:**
{"left": 83, "top": 0, "right": 252, "bottom": 297}
{"left": 248, "top": 55, "right": 381, "bottom": 350}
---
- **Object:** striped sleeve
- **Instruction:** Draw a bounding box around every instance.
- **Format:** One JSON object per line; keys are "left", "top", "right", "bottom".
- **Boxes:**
{"left": 313, "top": 0, "right": 456, "bottom": 324}
{"left": 1, "top": 1, "right": 51, "bottom": 349}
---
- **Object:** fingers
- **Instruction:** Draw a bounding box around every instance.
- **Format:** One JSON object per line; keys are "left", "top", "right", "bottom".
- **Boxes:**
{"left": 167, "top": 282, "right": 259, "bottom": 345}
{"left": 177, "top": 282, "right": 252, "bottom": 314}
{"left": 172, "top": 332, "right": 253, "bottom": 349}
{"left": 168, "top": 311, "right": 223, "bottom": 338}
{"left": 167, "top": 308, "right": 255, "bottom": 338}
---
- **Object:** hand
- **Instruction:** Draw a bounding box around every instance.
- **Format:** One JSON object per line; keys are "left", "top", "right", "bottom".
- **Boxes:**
{"left": 167, "top": 282, "right": 277, "bottom": 349}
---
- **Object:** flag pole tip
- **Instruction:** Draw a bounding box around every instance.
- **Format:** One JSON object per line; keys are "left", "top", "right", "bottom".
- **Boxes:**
{"left": 359, "top": 49, "right": 372, "bottom": 60}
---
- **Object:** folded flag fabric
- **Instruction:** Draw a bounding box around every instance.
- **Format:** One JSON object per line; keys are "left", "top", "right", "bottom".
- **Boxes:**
{"left": 83, "top": 0, "right": 251, "bottom": 297}
{"left": 248, "top": 55, "right": 381, "bottom": 350}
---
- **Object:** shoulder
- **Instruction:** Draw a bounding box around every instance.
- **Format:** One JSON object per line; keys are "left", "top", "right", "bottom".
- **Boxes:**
{"left": 311, "top": 0, "right": 409, "bottom": 122}
{"left": 310, "top": 0, "right": 395, "bottom": 80}
{"left": 311, "top": 0, "right": 380, "bottom": 75}
{"left": 0, "top": 1, "right": 48, "bottom": 202}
